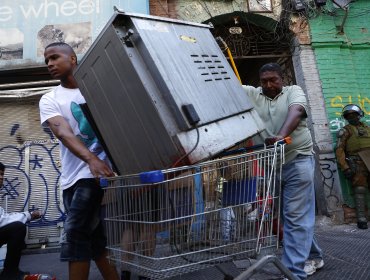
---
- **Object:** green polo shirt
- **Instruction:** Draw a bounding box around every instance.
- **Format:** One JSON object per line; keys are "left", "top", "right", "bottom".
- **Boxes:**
{"left": 243, "top": 85, "right": 313, "bottom": 163}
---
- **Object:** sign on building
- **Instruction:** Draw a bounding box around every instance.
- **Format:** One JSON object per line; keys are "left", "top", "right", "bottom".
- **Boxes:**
{"left": 0, "top": 0, "right": 149, "bottom": 69}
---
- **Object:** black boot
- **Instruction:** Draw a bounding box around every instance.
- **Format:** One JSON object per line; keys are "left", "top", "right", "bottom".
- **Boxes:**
{"left": 0, "top": 269, "right": 29, "bottom": 280}
{"left": 357, "top": 220, "right": 368, "bottom": 229}
{"left": 354, "top": 186, "right": 368, "bottom": 230}
{"left": 121, "top": 270, "right": 131, "bottom": 280}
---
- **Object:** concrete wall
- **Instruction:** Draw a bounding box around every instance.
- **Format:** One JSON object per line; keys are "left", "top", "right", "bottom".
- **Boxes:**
{"left": 292, "top": 41, "right": 343, "bottom": 221}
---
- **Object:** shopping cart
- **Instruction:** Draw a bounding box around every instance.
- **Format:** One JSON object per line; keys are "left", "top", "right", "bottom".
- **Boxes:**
{"left": 103, "top": 141, "right": 296, "bottom": 279}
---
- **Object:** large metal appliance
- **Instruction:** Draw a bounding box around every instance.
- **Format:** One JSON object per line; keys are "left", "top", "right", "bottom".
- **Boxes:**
{"left": 74, "top": 11, "right": 264, "bottom": 174}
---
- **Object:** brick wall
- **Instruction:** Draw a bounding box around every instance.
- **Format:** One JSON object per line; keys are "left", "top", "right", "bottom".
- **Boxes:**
{"left": 309, "top": 0, "right": 370, "bottom": 213}
{"left": 149, "top": 0, "right": 177, "bottom": 18}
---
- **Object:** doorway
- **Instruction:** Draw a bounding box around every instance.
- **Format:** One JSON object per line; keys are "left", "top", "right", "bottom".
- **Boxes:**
{"left": 208, "top": 12, "right": 295, "bottom": 86}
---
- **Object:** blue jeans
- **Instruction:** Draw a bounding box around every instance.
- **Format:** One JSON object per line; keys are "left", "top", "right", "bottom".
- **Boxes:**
{"left": 60, "top": 178, "right": 106, "bottom": 262}
{"left": 281, "top": 155, "right": 323, "bottom": 279}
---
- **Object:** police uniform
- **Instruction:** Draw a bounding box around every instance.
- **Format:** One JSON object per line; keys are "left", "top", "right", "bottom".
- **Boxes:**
{"left": 335, "top": 122, "right": 370, "bottom": 229}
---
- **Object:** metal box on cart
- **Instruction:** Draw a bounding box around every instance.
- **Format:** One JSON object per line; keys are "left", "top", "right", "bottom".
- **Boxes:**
{"left": 74, "top": 11, "right": 264, "bottom": 174}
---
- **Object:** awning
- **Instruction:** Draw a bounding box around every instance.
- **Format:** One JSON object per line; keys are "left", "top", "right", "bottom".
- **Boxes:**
{"left": 0, "top": 80, "right": 58, "bottom": 99}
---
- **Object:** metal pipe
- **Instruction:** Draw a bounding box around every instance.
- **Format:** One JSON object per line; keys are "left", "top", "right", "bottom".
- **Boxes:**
{"left": 226, "top": 47, "right": 242, "bottom": 83}
{"left": 216, "top": 36, "right": 242, "bottom": 84}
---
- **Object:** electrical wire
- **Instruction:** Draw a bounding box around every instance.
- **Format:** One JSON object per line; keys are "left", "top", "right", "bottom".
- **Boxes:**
{"left": 171, "top": 126, "right": 200, "bottom": 168}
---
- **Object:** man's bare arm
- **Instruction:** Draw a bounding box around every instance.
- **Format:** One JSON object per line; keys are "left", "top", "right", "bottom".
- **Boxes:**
{"left": 47, "top": 115, "right": 113, "bottom": 178}
{"left": 265, "top": 104, "right": 306, "bottom": 145}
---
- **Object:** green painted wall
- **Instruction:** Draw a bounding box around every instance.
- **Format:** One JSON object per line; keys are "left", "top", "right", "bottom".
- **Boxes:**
{"left": 309, "top": 0, "right": 370, "bottom": 207}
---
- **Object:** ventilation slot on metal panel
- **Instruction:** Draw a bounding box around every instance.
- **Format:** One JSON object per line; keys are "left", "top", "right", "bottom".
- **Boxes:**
{"left": 192, "top": 54, "right": 231, "bottom": 82}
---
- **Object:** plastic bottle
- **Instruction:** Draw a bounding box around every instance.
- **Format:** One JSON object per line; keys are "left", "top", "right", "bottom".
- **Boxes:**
{"left": 23, "top": 274, "right": 56, "bottom": 280}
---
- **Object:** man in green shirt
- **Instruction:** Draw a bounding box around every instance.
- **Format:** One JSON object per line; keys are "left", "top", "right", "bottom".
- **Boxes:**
{"left": 243, "top": 63, "right": 323, "bottom": 279}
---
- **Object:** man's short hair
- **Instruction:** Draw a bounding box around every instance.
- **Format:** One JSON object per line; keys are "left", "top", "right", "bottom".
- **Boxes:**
{"left": 259, "top": 63, "right": 283, "bottom": 77}
{"left": 45, "top": 42, "right": 77, "bottom": 61}
{"left": 0, "top": 162, "right": 5, "bottom": 171}
{"left": 45, "top": 42, "right": 74, "bottom": 52}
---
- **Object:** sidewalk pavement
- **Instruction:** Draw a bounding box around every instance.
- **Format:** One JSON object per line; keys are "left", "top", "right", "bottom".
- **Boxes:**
{"left": 19, "top": 216, "right": 370, "bottom": 280}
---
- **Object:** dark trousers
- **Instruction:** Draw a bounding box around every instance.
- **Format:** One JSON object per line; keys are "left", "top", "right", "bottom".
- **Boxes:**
{"left": 0, "top": 222, "right": 26, "bottom": 273}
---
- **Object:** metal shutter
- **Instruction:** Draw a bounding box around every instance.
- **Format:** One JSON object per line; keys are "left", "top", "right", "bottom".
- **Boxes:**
{"left": 0, "top": 87, "right": 63, "bottom": 248}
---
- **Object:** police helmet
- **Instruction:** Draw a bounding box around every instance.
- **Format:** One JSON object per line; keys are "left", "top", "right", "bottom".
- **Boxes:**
{"left": 342, "top": 104, "right": 364, "bottom": 119}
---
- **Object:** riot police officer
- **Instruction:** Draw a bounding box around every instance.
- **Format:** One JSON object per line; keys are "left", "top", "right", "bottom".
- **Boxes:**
{"left": 335, "top": 104, "right": 370, "bottom": 229}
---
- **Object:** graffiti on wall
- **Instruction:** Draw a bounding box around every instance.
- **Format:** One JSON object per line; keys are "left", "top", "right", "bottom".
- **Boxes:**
{"left": 0, "top": 123, "right": 64, "bottom": 228}
{"left": 319, "top": 155, "right": 341, "bottom": 211}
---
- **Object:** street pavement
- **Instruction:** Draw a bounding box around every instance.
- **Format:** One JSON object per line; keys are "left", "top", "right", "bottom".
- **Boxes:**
{"left": 19, "top": 216, "right": 370, "bottom": 280}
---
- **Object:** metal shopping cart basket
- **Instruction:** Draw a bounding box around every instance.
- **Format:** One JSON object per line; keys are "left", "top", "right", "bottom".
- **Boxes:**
{"left": 103, "top": 141, "right": 296, "bottom": 279}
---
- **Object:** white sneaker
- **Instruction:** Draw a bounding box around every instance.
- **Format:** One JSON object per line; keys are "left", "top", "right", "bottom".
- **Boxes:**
{"left": 313, "top": 258, "right": 324, "bottom": 270}
{"left": 304, "top": 260, "right": 316, "bottom": 276}
{"left": 304, "top": 259, "right": 324, "bottom": 276}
